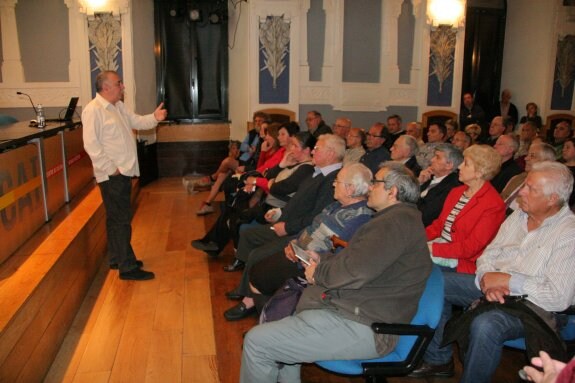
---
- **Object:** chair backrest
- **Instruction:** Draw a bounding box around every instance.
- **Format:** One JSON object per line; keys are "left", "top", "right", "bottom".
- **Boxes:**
{"left": 392, "top": 265, "right": 445, "bottom": 358}
{"left": 315, "top": 265, "right": 444, "bottom": 378}
{"left": 421, "top": 110, "right": 458, "bottom": 129}
{"left": 247, "top": 108, "right": 296, "bottom": 131}
{"left": 543, "top": 113, "right": 575, "bottom": 139}
{"left": 0, "top": 114, "right": 18, "bottom": 126}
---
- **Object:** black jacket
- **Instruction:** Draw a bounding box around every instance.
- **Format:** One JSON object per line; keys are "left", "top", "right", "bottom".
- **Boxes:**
{"left": 418, "top": 172, "right": 462, "bottom": 227}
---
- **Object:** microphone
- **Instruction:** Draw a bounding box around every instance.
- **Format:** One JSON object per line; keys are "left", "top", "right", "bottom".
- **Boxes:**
{"left": 16, "top": 91, "right": 38, "bottom": 114}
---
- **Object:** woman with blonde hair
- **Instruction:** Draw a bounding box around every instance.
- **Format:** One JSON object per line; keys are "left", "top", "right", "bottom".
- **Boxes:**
{"left": 426, "top": 145, "right": 506, "bottom": 274}
{"left": 464, "top": 123, "right": 482, "bottom": 145}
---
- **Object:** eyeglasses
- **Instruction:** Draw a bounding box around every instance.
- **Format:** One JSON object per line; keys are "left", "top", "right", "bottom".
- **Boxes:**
{"left": 366, "top": 133, "right": 383, "bottom": 138}
{"left": 347, "top": 134, "right": 359, "bottom": 138}
{"left": 370, "top": 179, "right": 386, "bottom": 186}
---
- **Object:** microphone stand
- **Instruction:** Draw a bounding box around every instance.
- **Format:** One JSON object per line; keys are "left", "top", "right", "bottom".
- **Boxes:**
{"left": 16, "top": 91, "right": 38, "bottom": 114}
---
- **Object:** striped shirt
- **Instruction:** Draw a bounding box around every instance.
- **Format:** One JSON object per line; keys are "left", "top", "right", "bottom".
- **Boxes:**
{"left": 475, "top": 206, "right": 575, "bottom": 312}
{"left": 441, "top": 194, "right": 471, "bottom": 242}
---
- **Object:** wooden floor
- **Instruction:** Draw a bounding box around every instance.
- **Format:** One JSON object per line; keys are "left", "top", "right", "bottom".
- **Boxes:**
{"left": 45, "top": 178, "right": 525, "bottom": 383}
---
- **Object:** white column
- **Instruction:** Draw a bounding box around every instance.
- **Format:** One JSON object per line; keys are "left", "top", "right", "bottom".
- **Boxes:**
{"left": 0, "top": 0, "right": 24, "bottom": 83}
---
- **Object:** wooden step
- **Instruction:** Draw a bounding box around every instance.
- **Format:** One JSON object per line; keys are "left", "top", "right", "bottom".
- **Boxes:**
{"left": 0, "top": 184, "right": 107, "bottom": 383}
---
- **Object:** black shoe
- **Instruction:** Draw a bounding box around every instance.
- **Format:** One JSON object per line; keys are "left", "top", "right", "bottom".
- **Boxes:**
{"left": 224, "top": 302, "right": 257, "bottom": 321}
{"left": 110, "top": 260, "right": 143, "bottom": 270}
{"left": 408, "top": 360, "right": 454, "bottom": 378}
{"left": 119, "top": 268, "right": 155, "bottom": 281}
{"left": 191, "top": 239, "right": 219, "bottom": 252}
{"left": 225, "top": 289, "right": 243, "bottom": 300}
{"left": 223, "top": 258, "right": 245, "bottom": 272}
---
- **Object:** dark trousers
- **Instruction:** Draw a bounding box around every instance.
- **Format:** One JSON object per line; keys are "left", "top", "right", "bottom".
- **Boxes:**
{"left": 234, "top": 224, "right": 295, "bottom": 296}
{"left": 98, "top": 175, "right": 139, "bottom": 273}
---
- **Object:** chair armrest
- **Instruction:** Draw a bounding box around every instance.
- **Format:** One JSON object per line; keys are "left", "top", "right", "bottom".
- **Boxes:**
{"left": 559, "top": 306, "right": 575, "bottom": 315}
{"left": 371, "top": 322, "right": 434, "bottom": 336}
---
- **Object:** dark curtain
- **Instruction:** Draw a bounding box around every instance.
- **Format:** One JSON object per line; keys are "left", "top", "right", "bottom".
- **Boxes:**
{"left": 461, "top": 5, "right": 506, "bottom": 119}
{"left": 155, "top": 0, "right": 228, "bottom": 121}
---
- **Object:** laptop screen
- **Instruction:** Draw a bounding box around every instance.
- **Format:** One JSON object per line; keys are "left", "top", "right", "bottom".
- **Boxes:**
{"left": 64, "top": 97, "right": 79, "bottom": 121}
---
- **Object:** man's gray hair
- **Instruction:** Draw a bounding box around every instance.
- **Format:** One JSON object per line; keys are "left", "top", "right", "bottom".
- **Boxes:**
{"left": 95, "top": 70, "right": 116, "bottom": 92}
{"left": 341, "top": 163, "right": 372, "bottom": 197}
{"left": 530, "top": 161, "right": 574, "bottom": 206}
{"left": 402, "top": 135, "right": 419, "bottom": 156}
{"left": 504, "top": 133, "right": 520, "bottom": 153}
{"left": 321, "top": 134, "right": 347, "bottom": 161}
{"left": 531, "top": 143, "right": 556, "bottom": 162}
{"left": 435, "top": 144, "right": 464, "bottom": 172}
{"left": 379, "top": 161, "right": 420, "bottom": 204}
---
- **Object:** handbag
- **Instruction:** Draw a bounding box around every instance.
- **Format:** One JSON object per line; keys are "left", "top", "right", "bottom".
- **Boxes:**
{"left": 259, "top": 277, "right": 307, "bottom": 324}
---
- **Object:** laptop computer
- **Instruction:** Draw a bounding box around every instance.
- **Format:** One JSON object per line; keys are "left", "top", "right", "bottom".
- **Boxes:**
{"left": 46, "top": 97, "right": 79, "bottom": 122}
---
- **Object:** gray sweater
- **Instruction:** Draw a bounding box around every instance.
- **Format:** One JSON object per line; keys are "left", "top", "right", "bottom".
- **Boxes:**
{"left": 296, "top": 202, "right": 432, "bottom": 355}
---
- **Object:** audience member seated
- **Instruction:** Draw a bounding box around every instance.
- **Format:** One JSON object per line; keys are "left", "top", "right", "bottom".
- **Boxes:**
{"left": 226, "top": 163, "right": 373, "bottom": 320}
{"left": 240, "top": 111, "right": 269, "bottom": 168}
{"left": 416, "top": 122, "right": 447, "bottom": 169}
{"left": 385, "top": 114, "right": 405, "bottom": 150}
{"left": 406, "top": 121, "right": 425, "bottom": 147}
{"left": 240, "top": 162, "right": 432, "bottom": 383}
{"left": 359, "top": 122, "right": 391, "bottom": 174}
{"left": 343, "top": 127, "right": 366, "bottom": 165}
{"left": 493, "top": 89, "right": 519, "bottom": 127}
{"left": 241, "top": 132, "right": 316, "bottom": 219}
{"left": 515, "top": 120, "right": 539, "bottom": 168}
{"left": 331, "top": 117, "right": 352, "bottom": 139}
{"left": 193, "top": 139, "right": 241, "bottom": 197}
{"left": 452, "top": 131, "right": 471, "bottom": 151}
{"left": 519, "top": 102, "right": 543, "bottom": 131}
{"left": 459, "top": 92, "right": 486, "bottom": 134}
{"left": 191, "top": 131, "right": 314, "bottom": 255}
{"left": 411, "top": 161, "right": 575, "bottom": 383}
{"left": 222, "top": 134, "right": 344, "bottom": 290}
{"left": 390, "top": 134, "right": 421, "bottom": 176}
{"left": 424, "top": 145, "right": 505, "bottom": 273}
{"left": 196, "top": 122, "right": 291, "bottom": 215}
{"left": 484, "top": 116, "right": 505, "bottom": 146}
{"left": 491, "top": 134, "right": 522, "bottom": 193}
{"left": 417, "top": 144, "right": 463, "bottom": 227}
{"left": 305, "top": 110, "right": 332, "bottom": 138}
{"left": 501, "top": 143, "right": 556, "bottom": 215}
{"left": 464, "top": 123, "right": 482, "bottom": 145}
{"left": 551, "top": 120, "right": 573, "bottom": 160}
{"left": 562, "top": 137, "right": 575, "bottom": 209}
{"left": 445, "top": 119, "right": 459, "bottom": 144}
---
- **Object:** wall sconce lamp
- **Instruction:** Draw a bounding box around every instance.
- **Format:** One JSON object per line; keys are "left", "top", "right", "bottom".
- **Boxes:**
{"left": 427, "top": 0, "right": 466, "bottom": 28}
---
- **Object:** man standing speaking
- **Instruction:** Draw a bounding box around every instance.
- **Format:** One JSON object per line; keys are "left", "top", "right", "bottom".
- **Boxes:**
{"left": 83, "top": 70, "right": 167, "bottom": 281}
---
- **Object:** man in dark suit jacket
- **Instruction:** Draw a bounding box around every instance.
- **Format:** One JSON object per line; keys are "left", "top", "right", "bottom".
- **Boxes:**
{"left": 491, "top": 134, "right": 522, "bottom": 193}
{"left": 417, "top": 144, "right": 463, "bottom": 227}
{"left": 223, "top": 134, "right": 346, "bottom": 320}
{"left": 492, "top": 89, "right": 519, "bottom": 126}
{"left": 306, "top": 110, "right": 332, "bottom": 138}
{"left": 360, "top": 122, "right": 391, "bottom": 174}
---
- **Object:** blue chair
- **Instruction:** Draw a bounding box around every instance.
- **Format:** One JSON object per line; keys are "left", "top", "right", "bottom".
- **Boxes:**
{"left": 315, "top": 265, "right": 445, "bottom": 383}
{"left": 504, "top": 306, "right": 575, "bottom": 358}
{"left": 0, "top": 114, "right": 18, "bottom": 126}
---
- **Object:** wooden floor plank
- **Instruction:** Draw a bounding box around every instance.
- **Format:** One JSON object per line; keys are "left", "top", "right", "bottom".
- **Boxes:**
{"left": 182, "top": 355, "right": 219, "bottom": 383}
{"left": 144, "top": 330, "right": 182, "bottom": 383}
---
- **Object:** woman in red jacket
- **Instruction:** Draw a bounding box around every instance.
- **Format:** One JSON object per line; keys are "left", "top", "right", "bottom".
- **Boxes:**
{"left": 426, "top": 145, "right": 506, "bottom": 274}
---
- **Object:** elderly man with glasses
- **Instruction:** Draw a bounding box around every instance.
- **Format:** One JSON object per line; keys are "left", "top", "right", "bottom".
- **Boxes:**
{"left": 305, "top": 110, "right": 332, "bottom": 138}
{"left": 240, "top": 162, "right": 431, "bottom": 383}
{"left": 359, "top": 122, "right": 391, "bottom": 174}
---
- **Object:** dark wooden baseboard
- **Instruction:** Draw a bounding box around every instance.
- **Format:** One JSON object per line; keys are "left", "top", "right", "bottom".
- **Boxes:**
{"left": 157, "top": 141, "right": 229, "bottom": 177}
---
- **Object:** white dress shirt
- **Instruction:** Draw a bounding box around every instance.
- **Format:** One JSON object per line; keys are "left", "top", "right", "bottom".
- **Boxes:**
{"left": 475, "top": 205, "right": 575, "bottom": 312}
{"left": 82, "top": 93, "right": 159, "bottom": 182}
